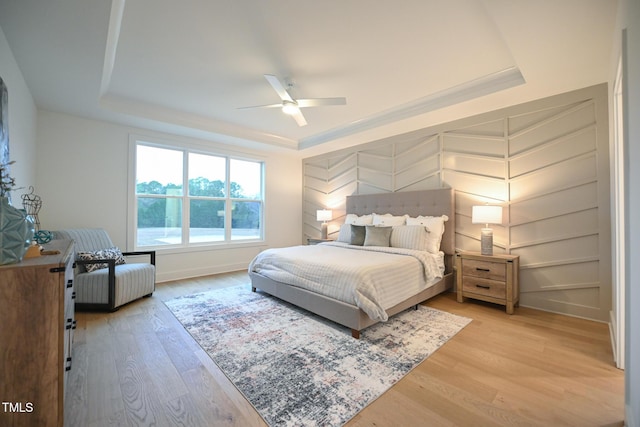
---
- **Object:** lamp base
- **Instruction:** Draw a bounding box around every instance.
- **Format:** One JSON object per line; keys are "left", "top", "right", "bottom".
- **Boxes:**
{"left": 321, "top": 223, "right": 328, "bottom": 240}
{"left": 480, "top": 228, "right": 493, "bottom": 256}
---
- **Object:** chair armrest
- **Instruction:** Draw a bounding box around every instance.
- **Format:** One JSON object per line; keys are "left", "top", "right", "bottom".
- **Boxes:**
{"left": 122, "top": 250, "right": 156, "bottom": 266}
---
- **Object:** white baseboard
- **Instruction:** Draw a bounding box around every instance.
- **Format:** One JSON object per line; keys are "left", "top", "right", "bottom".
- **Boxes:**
{"left": 609, "top": 310, "right": 619, "bottom": 368}
{"left": 609, "top": 309, "right": 625, "bottom": 370}
{"left": 156, "top": 263, "right": 248, "bottom": 283}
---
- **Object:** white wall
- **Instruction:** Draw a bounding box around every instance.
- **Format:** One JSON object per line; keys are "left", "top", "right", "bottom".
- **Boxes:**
{"left": 35, "top": 109, "right": 303, "bottom": 282}
{"left": 0, "top": 25, "right": 38, "bottom": 196}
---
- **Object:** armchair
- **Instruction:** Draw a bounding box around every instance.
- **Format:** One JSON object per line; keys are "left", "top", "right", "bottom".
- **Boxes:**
{"left": 55, "top": 228, "right": 156, "bottom": 311}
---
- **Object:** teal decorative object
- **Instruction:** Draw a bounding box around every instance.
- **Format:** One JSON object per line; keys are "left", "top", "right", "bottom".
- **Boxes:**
{"left": 34, "top": 230, "right": 52, "bottom": 244}
{"left": 0, "top": 196, "right": 34, "bottom": 265}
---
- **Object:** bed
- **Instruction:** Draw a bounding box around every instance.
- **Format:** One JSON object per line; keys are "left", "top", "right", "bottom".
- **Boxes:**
{"left": 249, "top": 188, "right": 455, "bottom": 338}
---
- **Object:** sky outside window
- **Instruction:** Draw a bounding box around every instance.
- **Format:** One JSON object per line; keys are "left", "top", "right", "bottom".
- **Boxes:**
{"left": 136, "top": 145, "right": 183, "bottom": 188}
{"left": 189, "top": 152, "right": 226, "bottom": 194}
{"left": 230, "top": 158, "right": 262, "bottom": 199}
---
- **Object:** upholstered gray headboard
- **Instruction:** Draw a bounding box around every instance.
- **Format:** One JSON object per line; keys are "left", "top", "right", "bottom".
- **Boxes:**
{"left": 345, "top": 188, "right": 455, "bottom": 257}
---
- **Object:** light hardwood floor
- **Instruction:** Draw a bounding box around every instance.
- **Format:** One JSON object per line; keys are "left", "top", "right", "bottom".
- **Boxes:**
{"left": 64, "top": 271, "right": 625, "bottom": 427}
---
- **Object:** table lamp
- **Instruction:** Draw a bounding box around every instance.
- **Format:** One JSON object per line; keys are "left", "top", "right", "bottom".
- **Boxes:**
{"left": 316, "top": 209, "right": 333, "bottom": 239}
{"left": 471, "top": 205, "right": 503, "bottom": 256}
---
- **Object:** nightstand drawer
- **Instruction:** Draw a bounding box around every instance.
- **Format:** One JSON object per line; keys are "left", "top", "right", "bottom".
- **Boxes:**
{"left": 462, "top": 276, "right": 506, "bottom": 299}
{"left": 461, "top": 259, "right": 506, "bottom": 281}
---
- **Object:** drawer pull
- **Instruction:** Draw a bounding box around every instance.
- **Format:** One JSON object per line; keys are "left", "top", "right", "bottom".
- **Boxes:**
{"left": 475, "top": 268, "right": 491, "bottom": 272}
{"left": 476, "top": 284, "right": 491, "bottom": 289}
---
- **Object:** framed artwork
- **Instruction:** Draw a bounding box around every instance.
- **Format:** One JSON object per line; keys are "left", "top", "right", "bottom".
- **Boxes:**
{"left": 0, "top": 76, "right": 8, "bottom": 166}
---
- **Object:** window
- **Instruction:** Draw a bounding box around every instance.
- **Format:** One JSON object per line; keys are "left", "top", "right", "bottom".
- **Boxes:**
{"left": 133, "top": 141, "right": 264, "bottom": 249}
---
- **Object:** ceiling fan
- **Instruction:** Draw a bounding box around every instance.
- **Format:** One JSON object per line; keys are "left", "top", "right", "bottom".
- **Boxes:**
{"left": 239, "top": 74, "right": 346, "bottom": 127}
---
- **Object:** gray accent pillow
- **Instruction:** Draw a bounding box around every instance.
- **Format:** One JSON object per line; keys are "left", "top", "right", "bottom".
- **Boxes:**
{"left": 364, "top": 225, "right": 392, "bottom": 247}
{"left": 350, "top": 224, "right": 366, "bottom": 246}
{"left": 337, "top": 224, "right": 366, "bottom": 245}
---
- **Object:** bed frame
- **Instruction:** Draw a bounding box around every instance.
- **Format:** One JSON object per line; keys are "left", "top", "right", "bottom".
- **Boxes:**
{"left": 250, "top": 188, "right": 456, "bottom": 338}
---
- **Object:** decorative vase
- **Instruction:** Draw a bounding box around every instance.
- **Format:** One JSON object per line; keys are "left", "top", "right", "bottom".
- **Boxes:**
{"left": 0, "top": 196, "right": 34, "bottom": 265}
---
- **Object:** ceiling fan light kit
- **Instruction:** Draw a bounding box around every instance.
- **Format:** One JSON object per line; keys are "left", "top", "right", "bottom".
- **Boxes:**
{"left": 240, "top": 74, "right": 347, "bottom": 127}
{"left": 281, "top": 100, "right": 300, "bottom": 115}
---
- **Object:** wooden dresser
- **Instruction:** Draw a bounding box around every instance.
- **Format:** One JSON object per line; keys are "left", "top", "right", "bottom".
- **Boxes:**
{"left": 456, "top": 251, "right": 520, "bottom": 314}
{"left": 0, "top": 239, "right": 75, "bottom": 427}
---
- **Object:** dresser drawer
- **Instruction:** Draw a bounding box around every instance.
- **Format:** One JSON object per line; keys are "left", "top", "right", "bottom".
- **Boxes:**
{"left": 461, "top": 258, "right": 506, "bottom": 281}
{"left": 462, "top": 276, "right": 506, "bottom": 299}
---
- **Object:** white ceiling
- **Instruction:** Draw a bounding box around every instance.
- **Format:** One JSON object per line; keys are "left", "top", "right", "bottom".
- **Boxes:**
{"left": 0, "top": 0, "right": 618, "bottom": 155}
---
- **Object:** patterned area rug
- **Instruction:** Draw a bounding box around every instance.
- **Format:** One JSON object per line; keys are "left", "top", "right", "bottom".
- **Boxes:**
{"left": 164, "top": 285, "right": 471, "bottom": 427}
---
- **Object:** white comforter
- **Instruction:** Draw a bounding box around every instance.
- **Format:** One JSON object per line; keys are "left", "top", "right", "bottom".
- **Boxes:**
{"left": 248, "top": 242, "right": 444, "bottom": 321}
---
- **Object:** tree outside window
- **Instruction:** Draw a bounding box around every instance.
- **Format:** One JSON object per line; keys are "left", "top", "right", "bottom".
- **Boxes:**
{"left": 134, "top": 143, "right": 263, "bottom": 248}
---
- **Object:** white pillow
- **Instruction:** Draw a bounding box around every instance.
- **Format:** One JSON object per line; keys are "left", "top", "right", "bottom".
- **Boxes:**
{"left": 390, "top": 225, "right": 430, "bottom": 252}
{"left": 406, "top": 215, "right": 448, "bottom": 253}
{"left": 372, "top": 213, "right": 407, "bottom": 226}
{"left": 344, "top": 214, "right": 373, "bottom": 225}
{"left": 337, "top": 223, "right": 351, "bottom": 243}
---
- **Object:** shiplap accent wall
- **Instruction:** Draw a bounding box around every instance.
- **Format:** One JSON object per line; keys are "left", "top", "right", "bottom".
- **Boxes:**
{"left": 303, "top": 84, "right": 611, "bottom": 321}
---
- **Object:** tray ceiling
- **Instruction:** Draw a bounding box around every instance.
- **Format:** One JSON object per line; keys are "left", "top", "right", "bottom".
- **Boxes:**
{"left": 0, "top": 0, "right": 617, "bottom": 153}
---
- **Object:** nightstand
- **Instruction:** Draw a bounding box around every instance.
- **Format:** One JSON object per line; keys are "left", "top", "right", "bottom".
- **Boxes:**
{"left": 307, "top": 238, "right": 333, "bottom": 245}
{"left": 456, "top": 251, "right": 520, "bottom": 314}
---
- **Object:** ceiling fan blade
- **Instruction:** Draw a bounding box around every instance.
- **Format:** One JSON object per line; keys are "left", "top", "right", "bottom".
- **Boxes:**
{"left": 246, "top": 75, "right": 343, "bottom": 126}
{"left": 296, "top": 97, "right": 347, "bottom": 108}
{"left": 264, "top": 74, "right": 294, "bottom": 102}
{"left": 291, "top": 109, "right": 308, "bottom": 127}
{"left": 237, "top": 103, "right": 282, "bottom": 110}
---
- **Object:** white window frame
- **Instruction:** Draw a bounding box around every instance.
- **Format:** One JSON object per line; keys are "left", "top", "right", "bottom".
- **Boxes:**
{"left": 127, "top": 135, "right": 265, "bottom": 252}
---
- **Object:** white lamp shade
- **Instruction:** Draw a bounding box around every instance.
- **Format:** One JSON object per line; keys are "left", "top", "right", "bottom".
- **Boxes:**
{"left": 471, "top": 205, "right": 503, "bottom": 225}
{"left": 316, "top": 209, "right": 333, "bottom": 222}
